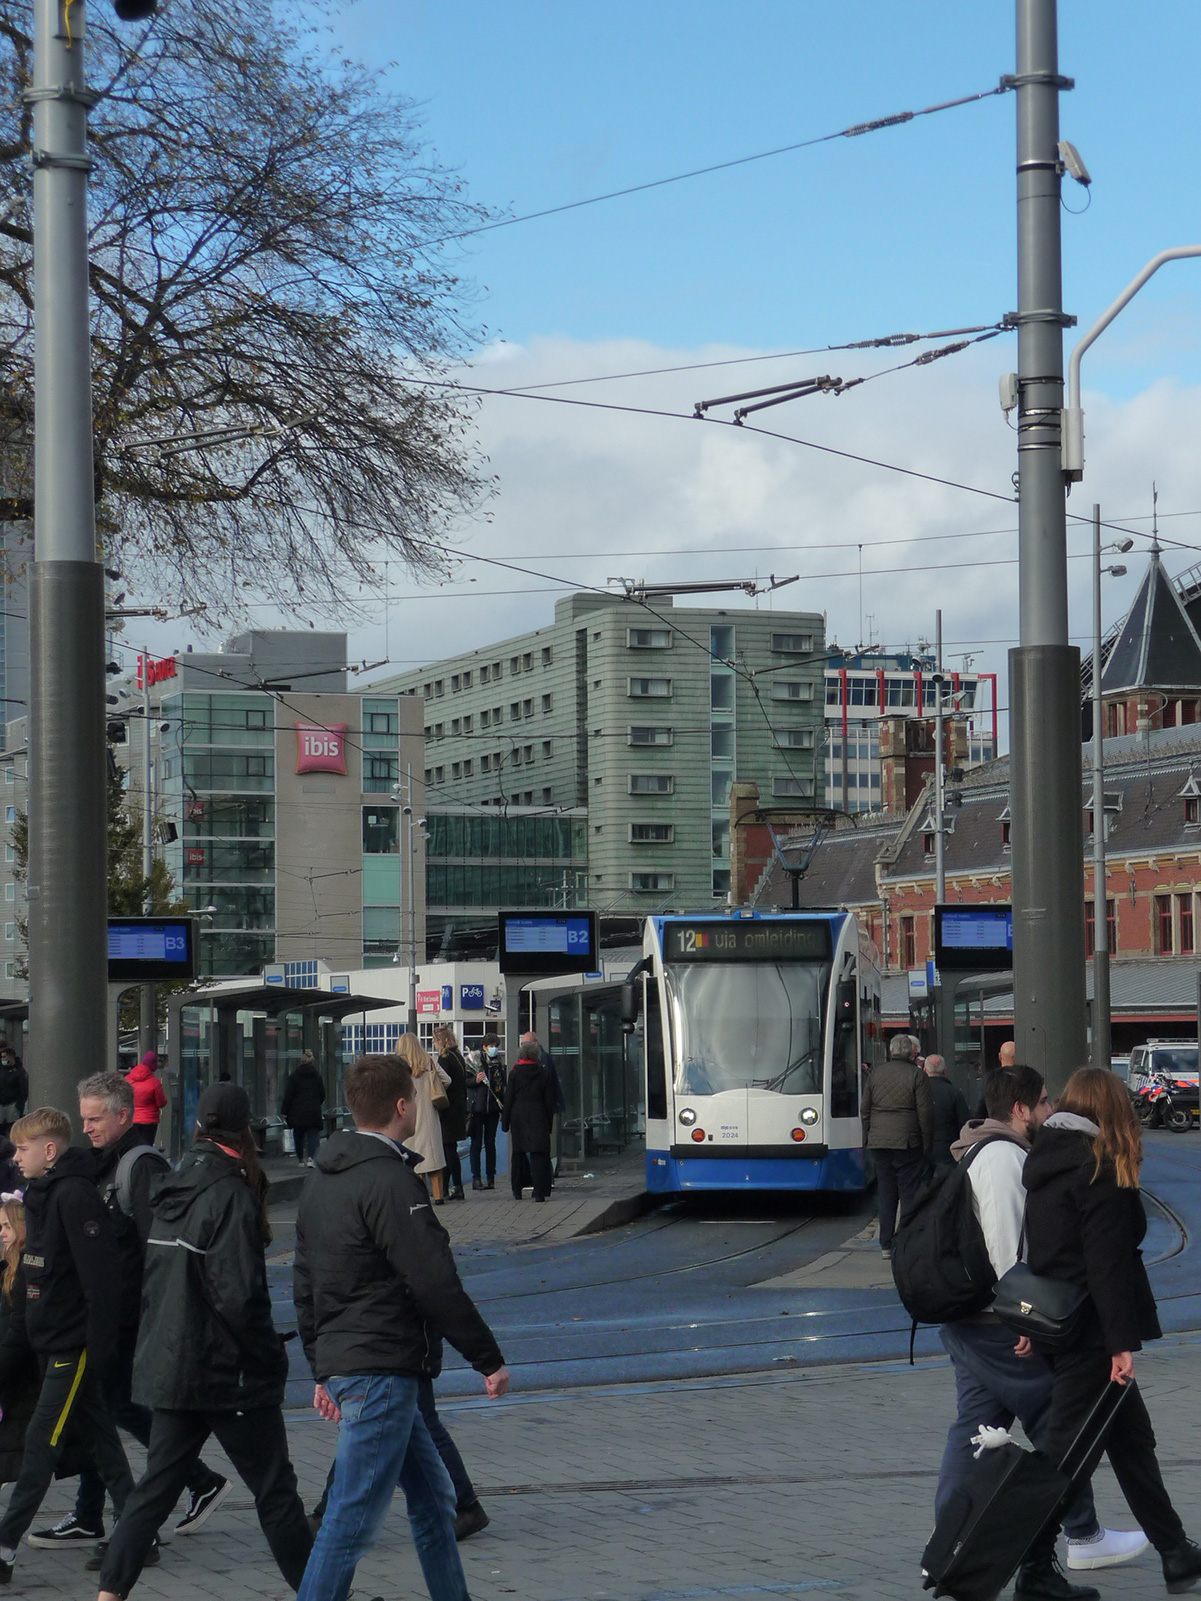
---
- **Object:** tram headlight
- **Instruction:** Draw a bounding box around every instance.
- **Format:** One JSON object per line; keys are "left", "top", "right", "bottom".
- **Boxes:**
{"left": 678, "top": 1108, "right": 697, "bottom": 1126}
{"left": 799, "top": 1107, "right": 819, "bottom": 1126}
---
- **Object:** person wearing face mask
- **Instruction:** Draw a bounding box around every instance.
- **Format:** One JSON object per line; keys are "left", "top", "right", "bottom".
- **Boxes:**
{"left": 467, "top": 1035, "right": 505, "bottom": 1192}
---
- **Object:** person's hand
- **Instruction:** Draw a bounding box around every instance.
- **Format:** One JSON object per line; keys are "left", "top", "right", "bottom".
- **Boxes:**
{"left": 484, "top": 1366, "right": 510, "bottom": 1399}
{"left": 1110, "top": 1350, "right": 1135, "bottom": 1386}
{"left": 1013, "top": 1335, "right": 1033, "bottom": 1358}
{"left": 313, "top": 1383, "right": 342, "bottom": 1422}
{"left": 476, "top": 1071, "right": 487, "bottom": 1083}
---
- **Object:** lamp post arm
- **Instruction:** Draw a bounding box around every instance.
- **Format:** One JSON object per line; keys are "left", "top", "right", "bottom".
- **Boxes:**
{"left": 1065, "top": 246, "right": 1201, "bottom": 480}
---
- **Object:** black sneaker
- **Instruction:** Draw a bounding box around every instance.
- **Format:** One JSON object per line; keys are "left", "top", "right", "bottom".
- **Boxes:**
{"left": 453, "top": 1502, "right": 490, "bottom": 1542}
{"left": 1014, "top": 1554, "right": 1099, "bottom": 1601}
{"left": 28, "top": 1513, "right": 104, "bottom": 1548}
{"left": 85, "top": 1537, "right": 160, "bottom": 1573}
{"left": 175, "top": 1475, "right": 232, "bottom": 1535}
{"left": 1163, "top": 1539, "right": 1201, "bottom": 1594}
{"left": 0, "top": 1556, "right": 11, "bottom": 1586}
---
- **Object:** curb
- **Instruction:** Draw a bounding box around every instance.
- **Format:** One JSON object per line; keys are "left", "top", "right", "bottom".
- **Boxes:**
{"left": 267, "top": 1172, "right": 307, "bottom": 1208}
{"left": 573, "top": 1189, "right": 656, "bottom": 1236}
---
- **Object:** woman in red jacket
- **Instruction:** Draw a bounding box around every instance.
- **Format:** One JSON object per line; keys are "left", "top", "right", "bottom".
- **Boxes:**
{"left": 125, "top": 1052, "right": 167, "bottom": 1146}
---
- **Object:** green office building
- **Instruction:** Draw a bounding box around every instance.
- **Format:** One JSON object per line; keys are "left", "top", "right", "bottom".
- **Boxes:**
{"left": 374, "top": 594, "right": 825, "bottom": 932}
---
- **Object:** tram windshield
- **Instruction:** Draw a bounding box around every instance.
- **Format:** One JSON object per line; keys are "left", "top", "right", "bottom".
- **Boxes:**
{"left": 664, "top": 960, "right": 829, "bottom": 1095}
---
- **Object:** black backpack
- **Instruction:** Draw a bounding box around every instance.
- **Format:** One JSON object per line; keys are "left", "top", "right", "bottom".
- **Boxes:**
{"left": 891, "top": 1136, "right": 1009, "bottom": 1336}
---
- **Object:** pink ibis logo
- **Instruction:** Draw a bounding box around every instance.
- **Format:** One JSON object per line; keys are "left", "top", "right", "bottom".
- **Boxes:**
{"left": 295, "top": 723, "right": 348, "bottom": 776}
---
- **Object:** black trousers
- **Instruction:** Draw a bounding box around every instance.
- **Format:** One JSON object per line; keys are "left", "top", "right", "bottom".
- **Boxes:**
{"left": 129, "top": 1125, "right": 157, "bottom": 1146}
{"left": 1028, "top": 1349, "right": 1186, "bottom": 1565}
{"left": 469, "top": 1112, "right": 498, "bottom": 1183}
{"left": 512, "top": 1149, "right": 552, "bottom": 1201}
{"left": 75, "top": 1332, "right": 219, "bottom": 1525}
{"left": 443, "top": 1140, "right": 463, "bottom": 1193}
{"left": 872, "top": 1146, "right": 926, "bottom": 1249}
{"left": 0, "top": 1350, "right": 133, "bottom": 1550}
{"left": 100, "top": 1406, "right": 312, "bottom": 1598}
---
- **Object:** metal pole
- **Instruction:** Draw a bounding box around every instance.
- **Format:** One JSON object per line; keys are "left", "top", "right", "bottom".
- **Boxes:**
{"left": 28, "top": 0, "right": 108, "bottom": 1113}
{"left": 934, "top": 611, "right": 946, "bottom": 906}
{"left": 1090, "top": 504, "right": 1111, "bottom": 1069}
{"left": 139, "top": 663, "right": 154, "bottom": 1058}
{"left": 1008, "top": 0, "right": 1087, "bottom": 1090}
{"left": 406, "top": 762, "right": 416, "bottom": 1031}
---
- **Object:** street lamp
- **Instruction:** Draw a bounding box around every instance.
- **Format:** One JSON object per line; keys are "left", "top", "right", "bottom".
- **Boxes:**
{"left": 1089, "top": 504, "right": 1132, "bottom": 1070}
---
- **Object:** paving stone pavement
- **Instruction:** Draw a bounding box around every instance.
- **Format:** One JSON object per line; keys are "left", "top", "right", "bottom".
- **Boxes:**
{"left": 6, "top": 1331, "right": 1201, "bottom": 1600}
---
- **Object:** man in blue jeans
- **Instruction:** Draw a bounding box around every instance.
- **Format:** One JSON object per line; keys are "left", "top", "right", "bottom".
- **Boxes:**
{"left": 294, "top": 1054, "right": 509, "bottom": 1601}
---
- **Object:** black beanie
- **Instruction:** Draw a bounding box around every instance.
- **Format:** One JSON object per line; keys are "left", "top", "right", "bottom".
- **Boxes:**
{"left": 196, "top": 1082, "right": 252, "bottom": 1136}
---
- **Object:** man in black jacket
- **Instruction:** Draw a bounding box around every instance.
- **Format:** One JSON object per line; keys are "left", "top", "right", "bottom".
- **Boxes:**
{"left": 294, "top": 1054, "right": 509, "bottom": 1601}
{"left": 0, "top": 1108, "right": 134, "bottom": 1585}
{"left": 29, "top": 1075, "right": 231, "bottom": 1554}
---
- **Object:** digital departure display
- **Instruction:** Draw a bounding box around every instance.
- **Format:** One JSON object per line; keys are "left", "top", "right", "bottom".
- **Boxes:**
{"left": 934, "top": 904, "right": 1013, "bottom": 970}
{"left": 108, "top": 918, "right": 199, "bottom": 983}
{"left": 497, "top": 911, "right": 599, "bottom": 974}
{"left": 663, "top": 920, "right": 832, "bottom": 963}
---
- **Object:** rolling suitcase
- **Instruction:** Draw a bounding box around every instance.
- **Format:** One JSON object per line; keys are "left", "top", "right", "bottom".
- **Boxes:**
{"left": 920, "top": 1379, "right": 1131, "bottom": 1601}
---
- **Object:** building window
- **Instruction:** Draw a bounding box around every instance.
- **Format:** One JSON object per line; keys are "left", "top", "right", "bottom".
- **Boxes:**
{"left": 523, "top": 699, "right": 534, "bottom": 718}
{"left": 462, "top": 715, "right": 473, "bottom": 734}
{"left": 771, "top": 632, "right": 814, "bottom": 654}
{"left": 523, "top": 745, "right": 535, "bottom": 763}
{"left": 463, "top": 759, "right": 473, "bottom": 778}
{"left": 451, "top": 674, "right": 461, "bottom": 693}
{"left": 433, "top": 680, "right": 444, "bottom": 698}
{"left": 480, "top": 665, "right": 491, "bottom": 685}
{"left": 450, "top": 718, "right": 460, "bottom": 736}
{"left": 451, "top": 762, "right": 462, "bottom": 780}
{"left": 901, "top": 915, "right": 916, "bottom": 969}
{"left": 481, "top": 754, "right": 492, "bottom": 773}
{"left": 629, "top": 774, "right": 674, "bottom": 795}
{"left": 1155, "top": 894, "right": 1174, "bottom": 954}
{"left": 522, "top": 653, "right": 533, "bottom": 672}
{"left": 773, "top": 777, "right": 814, "bottom": 798}
{"left": 1180, "top": 894, "right": 1195, "bottom": 957}
{"left": 541, "top": 646, "right": 553, "bottom": 666}
{"left": 541, "top": 787, "right": 552, "bottom": 804}
{"left": 4, "top": 885, "right": 13, "bottom": 903}
{"left": 922, "top": 831, "right": 936, "bottom": 856}
{"left": 711, "top": 727, "right": 734, "bottom": 760}
{"left": 710, "top": 674, "right": 734, "bottom": 712}
{"left": 771, "top": 681, "right": 813, "bottom": 701}
{"left": 542, "top": 740, "right": 553, "bottom": 759}
{"left": 630, "top": 871, "right": 674, "bottom": 892}
{"left": 628, "top": 727, "right": 674, "bottom": 746}
{"left": 629, "top": 677, "right": 672, "bottom": 698}
{"left": 627, "top": 628, "right": 672, "bottom": 649}
{"left": 710, "top": 625, "right": 734, "bottom": 659}
{"left": 510, "top": 703, "right": 521, "bottom": 721}
{"left": 712, "top": 771, "right": 732, "bottom": 806}
{"left": 1085, "top": 899, "right": 1118, "bottom": 957}
{"left": 481, "top": 710, "right": 491, "bottom": 729}
{"left": 510, "top": 657, "right": 520, "bottom": 675}
{"left": 773, "top": 729, "right": 814, "bottom": 749}
{"left": 2, "top": 924, "right": 11, "bottom": 941}
{"left": 3, "top": 806, "right": 12, "bottom": 823}
{"left": 3, "top": 963, "right": 12, "bottom": 980}
{"left": 629, "top": 822, "right": 674, "bottom": 843}
{"left": 463, "top": 670, "right": 473, "bottom": 689}
{"left": 1002, "top": 820, "right": 1011, "bottom": 846}
{"left": 712, "top": 868, "right": 731, "bottom": 897}
{"left": 434, "top": 766, "right": 444, "bottom": 784}
{"left": 541, "top": 694, "right": 553, "bottom": 713}
{"left": 246, "top": 708, "right": 269, "bottom": 730}
{"left": 1187, "top": 797, "right": 1201, "bottom": 826}
{"left": 423, "top": 683, "right": 432, "bottom": 699}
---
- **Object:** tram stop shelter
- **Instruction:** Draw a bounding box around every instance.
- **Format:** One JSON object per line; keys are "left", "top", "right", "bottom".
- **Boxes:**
{"left": 164, "top": 982, "right": 396, "bottom": 1158}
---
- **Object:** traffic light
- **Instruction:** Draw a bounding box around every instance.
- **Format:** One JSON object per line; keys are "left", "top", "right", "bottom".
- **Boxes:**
{"left": 112, "top": 0, "right": 157, "bottom": 18}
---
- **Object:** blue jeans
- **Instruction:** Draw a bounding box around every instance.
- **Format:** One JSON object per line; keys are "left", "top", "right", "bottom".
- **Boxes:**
{"left": 937, "top": 1320, "right": 1098, "bottom": 1539}
{"left": 296, "top": 1374, "right": 469, "bottom": 1601}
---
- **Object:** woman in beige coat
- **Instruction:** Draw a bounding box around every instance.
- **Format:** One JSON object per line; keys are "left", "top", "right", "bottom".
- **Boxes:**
{"left": 395, "top": 1033, "right": 452, "bottom": 1202}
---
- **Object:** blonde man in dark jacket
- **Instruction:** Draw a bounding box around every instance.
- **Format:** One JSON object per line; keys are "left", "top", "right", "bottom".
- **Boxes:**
{"left": 862, "top": 1034, "right": 933, "bottom": 1259}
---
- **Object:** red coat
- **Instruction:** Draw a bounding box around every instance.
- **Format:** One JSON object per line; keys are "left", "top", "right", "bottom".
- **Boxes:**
{"left": 126, "top": 1056, "right": 167, "bottom": 1125}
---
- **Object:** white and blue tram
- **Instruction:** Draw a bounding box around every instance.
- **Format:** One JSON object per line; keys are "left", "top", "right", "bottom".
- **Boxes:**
{"left": 624, "top": 910, "right": 883, "bottom": 1194}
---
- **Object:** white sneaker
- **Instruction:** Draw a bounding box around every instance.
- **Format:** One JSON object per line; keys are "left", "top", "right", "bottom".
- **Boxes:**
{"left": 1066, "top": 1528, "right": 1149, "bottom": 1570}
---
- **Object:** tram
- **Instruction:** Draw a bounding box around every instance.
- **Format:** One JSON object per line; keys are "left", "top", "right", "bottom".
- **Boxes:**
{"left": 623, "top": 909, "right": 883, "bottom": 1194}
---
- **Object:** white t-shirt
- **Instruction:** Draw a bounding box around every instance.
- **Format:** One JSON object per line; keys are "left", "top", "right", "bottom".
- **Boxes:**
{"left": 964, "top": 1138, "right": 1027, "bottom": 1280}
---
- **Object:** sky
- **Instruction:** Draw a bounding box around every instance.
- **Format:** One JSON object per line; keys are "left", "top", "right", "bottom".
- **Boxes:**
{"left": 130, "top": 1, "right": 1201, "bottom": 748}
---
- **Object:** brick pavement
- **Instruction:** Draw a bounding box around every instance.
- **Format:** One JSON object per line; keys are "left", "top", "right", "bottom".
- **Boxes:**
{"left": 7, "top": 1332, "right": 1201, "bottom": 1600}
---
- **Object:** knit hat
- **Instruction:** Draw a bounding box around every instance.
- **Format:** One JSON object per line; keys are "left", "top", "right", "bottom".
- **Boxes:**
{"left": 196, "top": 1082, "right": 251, "bottom": 1136}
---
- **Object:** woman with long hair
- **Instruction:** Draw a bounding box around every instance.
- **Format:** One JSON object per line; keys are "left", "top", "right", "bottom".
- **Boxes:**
{"left": 0, "top": 1198, "right": 39, "bottom": 1488}
{"left": 395, "top": 1032, "right": 451, "bottom": 1203}
{"left": 1020, "top": 1067, "right": 1201, "bottom": 1598}
{"left": 432, "top": 1025, "right": 469, "bottom": 1201}
{"left": 94, "top": 1084, "right": 311, "bottom": 1601}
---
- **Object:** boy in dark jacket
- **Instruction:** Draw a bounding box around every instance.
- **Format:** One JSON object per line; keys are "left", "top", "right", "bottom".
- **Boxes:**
{"left": 0, "top": 1108, "right": 133, "bottom": 1584}
{"left": 294, "top": 1054, "right": 509, "bottom": 1601}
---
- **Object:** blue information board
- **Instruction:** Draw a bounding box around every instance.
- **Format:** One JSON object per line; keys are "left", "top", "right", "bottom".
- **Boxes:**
{"left": 497, "top": 910, "right": 599, "bottom": 974}
{"left": 934, "top": 904, "right": 1013, "bottom": 970}
{"left": 108, "top": 918, "right": 199, "bottom": 983}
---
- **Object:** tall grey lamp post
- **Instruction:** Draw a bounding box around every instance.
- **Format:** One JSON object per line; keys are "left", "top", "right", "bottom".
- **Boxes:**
{"left": 1089, "top": 506, "right": 1130, "bottom": 1070}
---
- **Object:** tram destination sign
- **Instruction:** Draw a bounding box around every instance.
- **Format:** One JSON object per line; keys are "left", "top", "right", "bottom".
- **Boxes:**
{"left": 664, "top": 920, "right": 831, "bottom": 963}
{"left": 934, "top": 904, "right": 1013, "bottom": 971}
{"left": 108, "top": 917, "right": 199, "bottom": 983}
{"left": 497, "top": 910, "right": 599, "bottom": 975}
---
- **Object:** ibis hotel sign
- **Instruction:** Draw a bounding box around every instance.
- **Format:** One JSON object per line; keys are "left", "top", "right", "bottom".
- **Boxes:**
{"left": 295, "top": 723, "right": 348, "bottom": 776}
{"left": 137, "top": 653, "right": 176, "bottom": 689}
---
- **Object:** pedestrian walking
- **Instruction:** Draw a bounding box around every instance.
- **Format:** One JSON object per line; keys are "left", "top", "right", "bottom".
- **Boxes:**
{"left": 924, "top": 1054, "right": 970, "bottom": 1177}
{"left": 29, "top": 1074, "right": 230, "bottom": 1557}
{"left": 468, "top": 1034, "right": 505, "bottom": 1191}
{"left": 280, "top": 1052, "right": 325, "bottom": 1168}
{"left": 124, "top": 1053, "right": 166, "bottom": 1147}
{"left": 432, "top": 1027, "right": 469, "bottom": 1201}
{"left": 94, "top": 1083, "right": 312, "bottom": 1601}
{"left": 293, "top": 1052, "right": 510, "bottom": 1601}
{"left": 396, "top": 1033, "right": 451, "bottom": 1204}
{"left": 0, "top": 1048, "right": 27, "bottom": 1139}
{"left": 0, "top": 1109, "right": 134, "bottom": 1586}
{"left": 502, "top": 1046, "right": 556, "bottom": 1203}
{"left": 0, "top": 1198, "right": 41, "bottom": 1486}
{"left": 933, "top": 1065, "right": 1146, "bottom": 1598}
{"left": 520, "top": 1031, "right": 565, "bottom": 1186}
{"left": 862, "top": 1033, "right": 932, "bottom": 1259}
{"left": 1019, "top": 1067, "right": 1201, "bottom": 1597}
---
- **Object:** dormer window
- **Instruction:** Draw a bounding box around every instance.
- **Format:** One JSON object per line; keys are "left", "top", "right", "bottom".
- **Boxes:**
{"left": 1085, "top": 790, "right": 1122, "bottom": 841}
{"left": 922, "top": 831, "right": 936, "bottom": 856}
{"left": 1180, "top": 773, "right": 1201, "bottom": 828}
{"left": 1188, "top": 797, "right": 1201, "bottom": 827}
{"left": 999, "top": 805, "right": 1011, "bottom": 849}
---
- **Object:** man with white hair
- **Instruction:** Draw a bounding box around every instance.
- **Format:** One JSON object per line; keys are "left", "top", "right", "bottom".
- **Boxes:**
{"left": 923, "top": 1054, "right": 969, "bottom": 1177}
{"left": 861, "top": 1034, "right": 932, "bottom": 1259}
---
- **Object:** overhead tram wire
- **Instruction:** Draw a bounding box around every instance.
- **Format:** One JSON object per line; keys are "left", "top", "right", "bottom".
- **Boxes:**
{"left": 430, "top": 81, "right": 1014, "bottom": 247}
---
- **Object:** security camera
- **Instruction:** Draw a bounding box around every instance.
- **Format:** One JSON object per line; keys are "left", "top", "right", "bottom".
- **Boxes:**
{"left": 401, "top": 805, "right": 413, "bottom": 816}
{"left": 159, "top": 722, "right": 171, "bottom": 734}
{"left": 1057, "top": 141, "right": 1091, "bottom": 187}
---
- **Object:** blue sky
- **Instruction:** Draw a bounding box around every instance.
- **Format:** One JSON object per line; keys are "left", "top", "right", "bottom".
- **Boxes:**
{"left": 139, "top": 3, "right": 1201, "bottom": 740}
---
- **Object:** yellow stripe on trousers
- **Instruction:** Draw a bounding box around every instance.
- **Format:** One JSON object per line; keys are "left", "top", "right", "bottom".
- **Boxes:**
{"left": 50, "top": 1351, "right": 86, "bottom": 1447}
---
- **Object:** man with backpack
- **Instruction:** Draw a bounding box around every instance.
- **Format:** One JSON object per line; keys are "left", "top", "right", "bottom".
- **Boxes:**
{"left": 28, "top": 1075, "right": 230, "bottom": 1557}
{"left": 933, "top": 1065, "right": 1146, "bottom": 1599}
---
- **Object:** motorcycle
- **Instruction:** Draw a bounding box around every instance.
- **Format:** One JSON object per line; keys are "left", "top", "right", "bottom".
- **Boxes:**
{"left": 1133, "top": 1072, "right": 1198, "bottom": 1132}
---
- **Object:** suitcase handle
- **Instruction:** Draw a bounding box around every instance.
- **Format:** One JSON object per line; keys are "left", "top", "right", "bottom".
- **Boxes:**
{"left": 1056, "top": 1379, "right": 1131, "bottom": 1483}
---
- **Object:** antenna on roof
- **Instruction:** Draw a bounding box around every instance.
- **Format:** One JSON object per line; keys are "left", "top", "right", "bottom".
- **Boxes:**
{"left": 1151, "top": 482, "right": 1161, "bottom": 557}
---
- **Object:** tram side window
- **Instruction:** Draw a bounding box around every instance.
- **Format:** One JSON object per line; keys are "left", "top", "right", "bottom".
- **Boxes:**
{"left": 645, "top": 980, "right": 667, "bottom": 1121}
{"left": 831, "top": 973, "right": 859, "bottom": 1119}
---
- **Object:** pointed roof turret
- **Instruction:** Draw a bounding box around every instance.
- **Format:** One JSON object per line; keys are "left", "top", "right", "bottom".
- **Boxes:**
{"left": 1101, "top": 547, "right": 1201, "bottom": 695}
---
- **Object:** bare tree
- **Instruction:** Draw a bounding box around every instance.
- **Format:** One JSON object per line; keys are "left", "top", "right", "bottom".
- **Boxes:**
{"left": 0, "top": 0, "right": 490, "bottom": 612}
